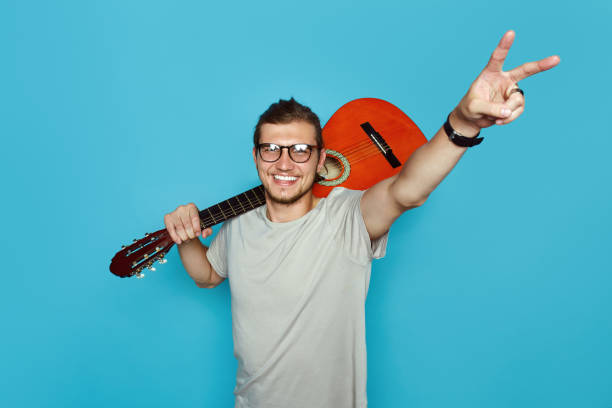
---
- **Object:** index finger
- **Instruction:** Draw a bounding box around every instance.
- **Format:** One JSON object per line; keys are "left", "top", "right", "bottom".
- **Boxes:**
{"left": 484, "top": 30, "right": 515, "bottom": 73}
{"left": 189, "top": 205, "right": 201, "bottom": 237}
{"left": 508, "top": 55, "right": 561, "bottom": 82}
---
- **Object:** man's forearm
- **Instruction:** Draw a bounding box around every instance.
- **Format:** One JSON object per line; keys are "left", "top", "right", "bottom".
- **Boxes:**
{"left": 177, "top": 239, "right": 215, "bottom": 286}
{"left": 392, "top": 109, "right": 479, "bottom": 206}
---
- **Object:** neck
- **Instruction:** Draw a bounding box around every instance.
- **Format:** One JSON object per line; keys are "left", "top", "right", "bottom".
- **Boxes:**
{"left": 265, "top": 191, "right": 321, "bottom": 223}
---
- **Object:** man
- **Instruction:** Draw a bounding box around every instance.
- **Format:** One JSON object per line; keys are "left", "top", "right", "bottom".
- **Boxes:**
{"left": 164, "top": 30, "right": 559, "bottom": 407}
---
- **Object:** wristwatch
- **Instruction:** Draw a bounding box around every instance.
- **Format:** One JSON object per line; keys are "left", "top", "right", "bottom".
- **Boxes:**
{"left": 444, "top": 113, "right": 484, "bottom": 148}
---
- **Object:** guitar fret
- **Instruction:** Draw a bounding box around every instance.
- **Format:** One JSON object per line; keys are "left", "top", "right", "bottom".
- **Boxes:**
{"left": 247, "top": 190, "right": 257, "bottom": 209}
{"left": 234, "top": 195, "right": 246, "bottom": 213}
{"left": 226, "top": 199, "right": 237, "bottom": 216}
{"left": 216, "top": 203, "right": 228, "bottom": 220}
{"left": 206, "top": 208, "right": 219, "bottom": 225}
{"left": 243, "top": 191, "right": 255, "bottom": 208}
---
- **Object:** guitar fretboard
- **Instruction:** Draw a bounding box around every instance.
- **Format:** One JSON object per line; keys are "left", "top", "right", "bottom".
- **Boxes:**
{"left": 198, "top": 185, "right": 266, "bottom": 229}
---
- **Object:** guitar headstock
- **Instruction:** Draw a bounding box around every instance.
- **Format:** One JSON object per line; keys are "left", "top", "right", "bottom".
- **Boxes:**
{"left": 110, "top": 228, "right": 175, "bottom": 278}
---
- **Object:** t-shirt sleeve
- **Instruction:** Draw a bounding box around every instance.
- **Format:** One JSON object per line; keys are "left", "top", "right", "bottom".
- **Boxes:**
{"left": 205, "top": 221, "right": 229, "bottom": 278}
{"left": 325, "top": 187, "right": 389, "bottom": 264}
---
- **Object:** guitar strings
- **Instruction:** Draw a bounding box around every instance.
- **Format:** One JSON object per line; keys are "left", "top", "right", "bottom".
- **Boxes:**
{"left": 342, "top": 126, "right": 413, "bottom": 162}
{"left": 328, "top": 133, "right": 398, "bottom": 162}
{"left": 201, "top": 193, "right": 261, "bottom": 224}
{"left": 332, "top": 139, "right": 379, "bottom": 157}
{"left": 198, "top": 189, "right": 266, "bottom": 227}
{"left": 329, "top": 126, "right": 400, "bottom": 156}
{"left": 205, "top": 194, "right": 266, "bottom": 223}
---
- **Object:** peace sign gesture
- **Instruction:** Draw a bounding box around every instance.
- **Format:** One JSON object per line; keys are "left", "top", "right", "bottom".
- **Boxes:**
{"left": 453, "top": 30, "right": 560, "bottom": 132}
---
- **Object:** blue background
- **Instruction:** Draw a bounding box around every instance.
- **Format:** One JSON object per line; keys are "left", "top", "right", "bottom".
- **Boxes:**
{"left": 2, "top": 0, "right": 610, "bottom": 407}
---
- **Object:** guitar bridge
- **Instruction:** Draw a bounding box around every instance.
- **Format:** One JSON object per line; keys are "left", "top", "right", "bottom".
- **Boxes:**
{"left": 360, "top": 122, "right": 402, "bottom": 168}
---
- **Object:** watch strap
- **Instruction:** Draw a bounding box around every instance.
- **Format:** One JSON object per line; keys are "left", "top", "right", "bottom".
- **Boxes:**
{"left": 444, "top": 113, "right": 483, "bottom": 147}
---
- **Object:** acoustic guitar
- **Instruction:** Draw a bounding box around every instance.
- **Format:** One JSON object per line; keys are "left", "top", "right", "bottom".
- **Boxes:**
{"left": 109, "top": 98, "right": 427, "bottom": 278}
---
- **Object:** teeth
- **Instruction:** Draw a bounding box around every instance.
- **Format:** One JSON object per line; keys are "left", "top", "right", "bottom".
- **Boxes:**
{"left": 274, "top": 175, "right": 297, "bottom": 181}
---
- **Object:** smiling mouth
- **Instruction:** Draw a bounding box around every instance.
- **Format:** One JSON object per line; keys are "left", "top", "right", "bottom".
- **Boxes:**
{"left": 273, "top": 175, "right": 298, "bottom": 181}
{"left": 271, "top": 174, "right": 299, "bottom": 187}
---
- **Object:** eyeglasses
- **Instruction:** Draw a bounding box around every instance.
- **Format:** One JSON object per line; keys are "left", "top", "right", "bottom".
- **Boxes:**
{"left": 256, "top": 143, "right": 319, "bottom": 163}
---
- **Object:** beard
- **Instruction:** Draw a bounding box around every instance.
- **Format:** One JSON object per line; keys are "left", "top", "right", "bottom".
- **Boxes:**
{"left": 263, "top": 175, "right": 316, "bottom": 205}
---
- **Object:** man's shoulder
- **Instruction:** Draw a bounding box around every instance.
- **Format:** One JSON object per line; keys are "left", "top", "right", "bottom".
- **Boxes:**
{"left": 321, "top": 187, "right": 364, "bottom": 217}
{"left": 325, "top": 186, "right": 364, "bottom": 203}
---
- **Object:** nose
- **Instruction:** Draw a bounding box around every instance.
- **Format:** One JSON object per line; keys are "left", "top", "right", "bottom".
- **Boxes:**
{"left": 275, "top": 147, "right": 294, "bottom": 170}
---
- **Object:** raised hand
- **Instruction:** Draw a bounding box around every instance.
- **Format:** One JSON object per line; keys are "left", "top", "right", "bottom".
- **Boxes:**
{"left": 453, "top": 30, "right": 560, "bottom": 132}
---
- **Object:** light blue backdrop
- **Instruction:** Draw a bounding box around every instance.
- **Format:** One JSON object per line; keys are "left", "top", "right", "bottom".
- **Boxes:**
{"left": 2, "top": 0, "right": 610, "bottom": 407}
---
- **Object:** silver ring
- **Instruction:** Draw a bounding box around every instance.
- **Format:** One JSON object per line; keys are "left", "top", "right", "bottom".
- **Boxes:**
{"left": 509, "top": 87, "right": 524, "bottom": 97}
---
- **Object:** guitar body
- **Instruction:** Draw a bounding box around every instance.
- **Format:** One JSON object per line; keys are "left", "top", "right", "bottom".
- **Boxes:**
{"left": 313, "top": 98, "right": 427, "bottom": 197}
{"left": 110, "top": 98, "right": 427, "bottom": 278}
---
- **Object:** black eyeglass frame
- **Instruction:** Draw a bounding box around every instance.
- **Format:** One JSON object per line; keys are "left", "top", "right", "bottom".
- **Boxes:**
{"left": 256, "top": 143, "right": 321, "bottom": 163}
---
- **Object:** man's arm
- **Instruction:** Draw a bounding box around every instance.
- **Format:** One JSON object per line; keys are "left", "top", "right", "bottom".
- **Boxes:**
{"left": 361, "top": 30, "right": 560, "bottom": 240}
{"left": 361, "top": 110, "right": 478, "bottom": 239}
{"left": 164, "top": 203, "right": 226, "bottom": 288}
{"left": 177, "top": 239, "right": 225, "bottom": 288}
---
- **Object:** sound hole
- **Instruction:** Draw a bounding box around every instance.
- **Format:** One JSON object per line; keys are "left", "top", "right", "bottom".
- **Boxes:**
{"left": 319, "top": 155, "right": 344, "bottom": 181}
{"left": 316, "top": 149, "right": 350, "bottom": 187}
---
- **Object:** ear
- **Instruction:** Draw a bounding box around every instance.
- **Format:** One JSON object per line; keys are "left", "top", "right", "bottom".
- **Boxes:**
{"left": 253, "top": 147, "right": 257, "bottom": 166}
{"left": 316, "top": 148, "right": 327, "bottom": 173}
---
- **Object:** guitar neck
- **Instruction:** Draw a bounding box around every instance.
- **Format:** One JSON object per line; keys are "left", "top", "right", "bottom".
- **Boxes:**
{"left": 198, "top": 185, "right": 266, "bottom": 229}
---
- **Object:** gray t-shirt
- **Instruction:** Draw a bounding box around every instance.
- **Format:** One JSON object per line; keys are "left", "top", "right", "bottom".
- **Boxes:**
{"left": 206, "top": 187, "right": 388, "bottom": 408}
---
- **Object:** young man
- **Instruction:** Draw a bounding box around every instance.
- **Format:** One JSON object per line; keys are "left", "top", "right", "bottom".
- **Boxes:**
{"left": 164, "top": 30, "right": 559, "bottom": 407}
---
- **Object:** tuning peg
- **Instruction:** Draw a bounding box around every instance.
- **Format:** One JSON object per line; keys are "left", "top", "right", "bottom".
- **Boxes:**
{"left": 148, "top": 267, "right": 156, "bottom": 272}
{"left": 136, "top": 272, "right": 145, "bottom": 279}
{"left": 145, "top": 233, "right": 150, "bottom": 237}
{"left": 133, "top": 238, "right": 138, "bottom": 242}
{"left": 121, "top": 245, "right": 126, "bottom": 249}
{"left": 159, "top": 259, "right": 167, "bottom": 264}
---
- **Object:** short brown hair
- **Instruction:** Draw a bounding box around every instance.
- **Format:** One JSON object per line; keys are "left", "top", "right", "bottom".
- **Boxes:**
{"left": 253, "top": 98, "right": 323, "bottom": 147}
